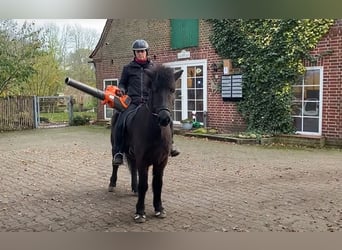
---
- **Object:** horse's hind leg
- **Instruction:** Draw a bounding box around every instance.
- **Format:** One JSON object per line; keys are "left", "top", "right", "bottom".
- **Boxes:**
{"left": 152, "top": 166, "right": 166, "bottom": 218}
{"left": 108, "top": 163, "right": 119, "bottom": 192}
{"left": 109, "top": 112, "right": 119, "bottom": 192}
{"left": 127, "top": 157, "right": 138, "bottom": 194}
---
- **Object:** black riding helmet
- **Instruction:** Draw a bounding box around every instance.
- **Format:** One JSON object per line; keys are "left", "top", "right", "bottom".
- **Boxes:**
{"left": 132, "top": 39, "right": 149, "bottom": 55}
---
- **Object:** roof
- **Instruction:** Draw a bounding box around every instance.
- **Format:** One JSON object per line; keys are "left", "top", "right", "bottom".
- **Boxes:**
{"left": 89, "top": 19, "right": 113, "bottom": 59}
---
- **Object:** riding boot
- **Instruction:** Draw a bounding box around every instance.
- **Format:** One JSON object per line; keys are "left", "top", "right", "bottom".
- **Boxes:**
{"left": 113, "top": 140, "right": 124, "bottom": 165}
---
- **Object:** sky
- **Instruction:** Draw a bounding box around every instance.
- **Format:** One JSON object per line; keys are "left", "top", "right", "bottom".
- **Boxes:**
{"left": 14, "top": 19, "right": 107, "bottom": 34}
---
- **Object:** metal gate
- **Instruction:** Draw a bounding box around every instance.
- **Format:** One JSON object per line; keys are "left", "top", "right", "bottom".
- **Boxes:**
{"left": 35, "top": 96, "right": 73, "bottom": 128}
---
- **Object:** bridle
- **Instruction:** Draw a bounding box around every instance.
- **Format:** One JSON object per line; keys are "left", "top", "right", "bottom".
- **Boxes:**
{"left": 145, "top": 86, "right": 172, "bottom": 123}
{"left": 146, "top": 90, "right": 171, "bottom": 115}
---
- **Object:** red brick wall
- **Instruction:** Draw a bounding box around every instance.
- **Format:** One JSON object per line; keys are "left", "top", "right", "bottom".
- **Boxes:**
{"left": 91, "top": 19, "right": 341, "bottom": 141}
{"left": 307, "top": 19, "right": 342, "bottom": 141}
{"left": 91, "top": 19, "right": 246, "bottom": 132}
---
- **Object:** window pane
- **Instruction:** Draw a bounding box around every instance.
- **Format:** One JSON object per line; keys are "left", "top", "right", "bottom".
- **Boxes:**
{"left": 187, "top": 67, "right": 195, "bottom": 77}
{"left": 195, "top": 66, "right": 203, "bottom": 77}
{"left": 188, "top": 89, "right": 195, "bottom": 99}
{"left": 304, "top": 86, "right": 320, "bottom": 100}
{"left": 175, "top": 100, "right": 182, "bottom": 110}
{"left": 304, "top": 69, "right": 320, "bottom": 85}
{"left": 196, "top": 101, "right": 203, "bottom": 110}
{"left": 175, "top": 89, "right": 181, "bottom": 99}
{"left": 196, "top": 89, "right": 203, "bottom": 99}
{"left": 303, "top": 117, "right": 319, "bottom": 132}
{"left": 188, "top": 101, "right": 195, "bottom": 110}
{"left": 196, "top": 78, "right": 203, "bottom": 88}
{"left": 303, "top": 101, "right": 319, "bottom": 116}
{"left": 195, "top": 111, "right": 203, "bottom": 122}
{"left": 187, "top": 78, "right": 195, "bottom": 88}
{"left": 293, "top": 117, "right": 302, "bottom": 131}
{"left": 174, "top": 111, "right": 182, "bottom": 121}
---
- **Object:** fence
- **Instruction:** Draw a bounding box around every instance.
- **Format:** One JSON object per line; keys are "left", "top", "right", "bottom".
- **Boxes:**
{"left": 0, "top": 96, "right": 36, "bottom": 131}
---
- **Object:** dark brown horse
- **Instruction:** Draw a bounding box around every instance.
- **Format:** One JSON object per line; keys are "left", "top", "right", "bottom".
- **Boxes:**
{"left": 109, "top": 65, "right": 183, "bottom": 223}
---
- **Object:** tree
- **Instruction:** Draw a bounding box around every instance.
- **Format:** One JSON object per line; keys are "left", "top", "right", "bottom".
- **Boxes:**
{"left": 0, "top": 20, "right": 43, "bottom": 96}
{"left": 209, "top": 19, "right": 334, "bottom": 134}
{"left": 1, "top": 20, "right": 100, "bottom": 101}
{"left": 60, "top": 24, "right": 99, "bottom": 111}
{"left": 20, "top": 51, "right": 64, "bottom": 96}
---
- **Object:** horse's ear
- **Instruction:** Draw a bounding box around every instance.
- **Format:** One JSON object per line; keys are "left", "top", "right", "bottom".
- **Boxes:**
{"left": 174, "top": 70, "right": 183, "bottom": 81}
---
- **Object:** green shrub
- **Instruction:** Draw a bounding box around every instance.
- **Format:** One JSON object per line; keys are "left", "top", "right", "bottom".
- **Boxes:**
{"left": 72, "top": 115, "right": 91, "bottom": 126}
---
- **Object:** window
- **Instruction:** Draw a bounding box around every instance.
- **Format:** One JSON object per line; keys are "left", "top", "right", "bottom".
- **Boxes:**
{"left": 292, "top": 67, "right": 323, "bottom": 135}
{"left": 103, "top": 79, "right": 118, "bottom": 119}
{"left": 171, "top": 19, "right": 199, "bottom": 49}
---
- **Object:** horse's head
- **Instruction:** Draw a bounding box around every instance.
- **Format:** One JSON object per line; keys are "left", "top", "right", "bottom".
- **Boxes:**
{"left": 145, "top": 65, "right": 183, "bottom": 127}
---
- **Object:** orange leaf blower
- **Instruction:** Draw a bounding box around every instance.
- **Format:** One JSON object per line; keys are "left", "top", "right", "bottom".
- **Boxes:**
{"left": 65, "top": 77, "right": 131, "bottom": 112}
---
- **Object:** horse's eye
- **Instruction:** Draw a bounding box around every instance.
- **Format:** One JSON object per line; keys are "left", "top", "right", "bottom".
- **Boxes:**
{"left": 170, "top": 88, "right": 175, "bottom": 94}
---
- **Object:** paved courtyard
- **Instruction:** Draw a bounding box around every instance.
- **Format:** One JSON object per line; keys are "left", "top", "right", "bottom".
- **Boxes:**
{"left": 0, "top": 126, "right": 341, "bottom": 232}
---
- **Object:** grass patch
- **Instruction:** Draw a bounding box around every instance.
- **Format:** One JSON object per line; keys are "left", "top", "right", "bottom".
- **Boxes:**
{"left": 40, "top": 112, "right": 96, "bottom": 123}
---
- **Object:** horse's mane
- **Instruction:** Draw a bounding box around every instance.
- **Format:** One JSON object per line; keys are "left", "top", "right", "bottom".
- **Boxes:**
{"left": 148, "top": 65, "right": 175, "bottom": 90}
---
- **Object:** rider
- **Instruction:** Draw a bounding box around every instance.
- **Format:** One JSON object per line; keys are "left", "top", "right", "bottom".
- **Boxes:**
{"left": 113, "top": 39, "right": 180, "bottom": 165}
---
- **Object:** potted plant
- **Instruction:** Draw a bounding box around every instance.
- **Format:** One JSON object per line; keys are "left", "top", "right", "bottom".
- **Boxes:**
{"left": 181, "top": 118, "right": 193, "bottom": 130}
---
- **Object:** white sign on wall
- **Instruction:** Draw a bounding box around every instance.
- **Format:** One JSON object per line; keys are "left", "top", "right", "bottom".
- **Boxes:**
{"left": 177, "top": 50, "right": 190, "bottom": 59}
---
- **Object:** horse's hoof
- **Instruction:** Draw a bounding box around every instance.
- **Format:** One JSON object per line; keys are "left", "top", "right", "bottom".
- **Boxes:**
{"left": 108, "top": 185, "right": 115, "bottom": 192}
{"left": 133, "top": 214, "right": 146, "bottom": 223}
{"left": 155, "top": 210, "right": 166, "bottom": 219}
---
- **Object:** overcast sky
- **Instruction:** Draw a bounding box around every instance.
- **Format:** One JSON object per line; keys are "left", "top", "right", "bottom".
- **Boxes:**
{"left": 14, "top": 19, "right": 107, "bottom": 34}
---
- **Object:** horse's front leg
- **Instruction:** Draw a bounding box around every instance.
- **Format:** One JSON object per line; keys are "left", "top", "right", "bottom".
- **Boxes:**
{"left": 134, "top": 166, "right": 148, "bottom": 223}
{"left": 152, "top": 163, "right": 166, "bottom": 218}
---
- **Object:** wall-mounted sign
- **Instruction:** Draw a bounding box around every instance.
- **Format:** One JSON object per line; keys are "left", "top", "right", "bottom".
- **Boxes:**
{"left": 177, "top": 50, "right": 190, "bottom": 59}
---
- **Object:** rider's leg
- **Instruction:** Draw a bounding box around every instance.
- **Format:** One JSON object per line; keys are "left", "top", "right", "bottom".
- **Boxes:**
{"left": 113, "top": 112, "right": 124, "bottom": 165}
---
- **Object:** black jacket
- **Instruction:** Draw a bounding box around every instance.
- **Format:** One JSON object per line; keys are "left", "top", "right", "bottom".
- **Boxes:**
{"left": 118, "top": 59, "right": 153, "bottom": 104}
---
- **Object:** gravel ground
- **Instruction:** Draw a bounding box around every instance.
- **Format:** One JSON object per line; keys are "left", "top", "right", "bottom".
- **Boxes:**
{"left": 1, "top": 126, "right": 341, "bottom": 232}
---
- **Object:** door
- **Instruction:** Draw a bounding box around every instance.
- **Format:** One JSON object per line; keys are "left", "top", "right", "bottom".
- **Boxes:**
{"left": 164, "top": 60, "right": 207, "bottom": 124}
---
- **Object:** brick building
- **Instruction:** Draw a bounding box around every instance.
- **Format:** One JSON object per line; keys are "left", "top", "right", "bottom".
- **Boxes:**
{"left": 90, "top": 19, "right": 341, "bottom": 146}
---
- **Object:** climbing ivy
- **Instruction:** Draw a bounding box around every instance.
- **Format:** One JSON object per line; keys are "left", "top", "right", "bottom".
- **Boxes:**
{"left": 208, "top": 19, "right": 334, "bottom": 134}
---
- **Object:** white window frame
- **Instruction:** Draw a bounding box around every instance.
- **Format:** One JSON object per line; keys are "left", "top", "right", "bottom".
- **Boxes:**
{"left": 163, "top": 59, "right": 208, "bottom": 124}
{"left": 293, "top": 66, "right": 323, "bottom": 135}
{"left": 103, "top": 78, "right": 118, "bottom": 120}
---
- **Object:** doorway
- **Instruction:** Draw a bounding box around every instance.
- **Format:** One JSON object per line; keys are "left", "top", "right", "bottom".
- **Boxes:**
{"left": 164, "top": 59, "right": 207, "bottom": 124}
